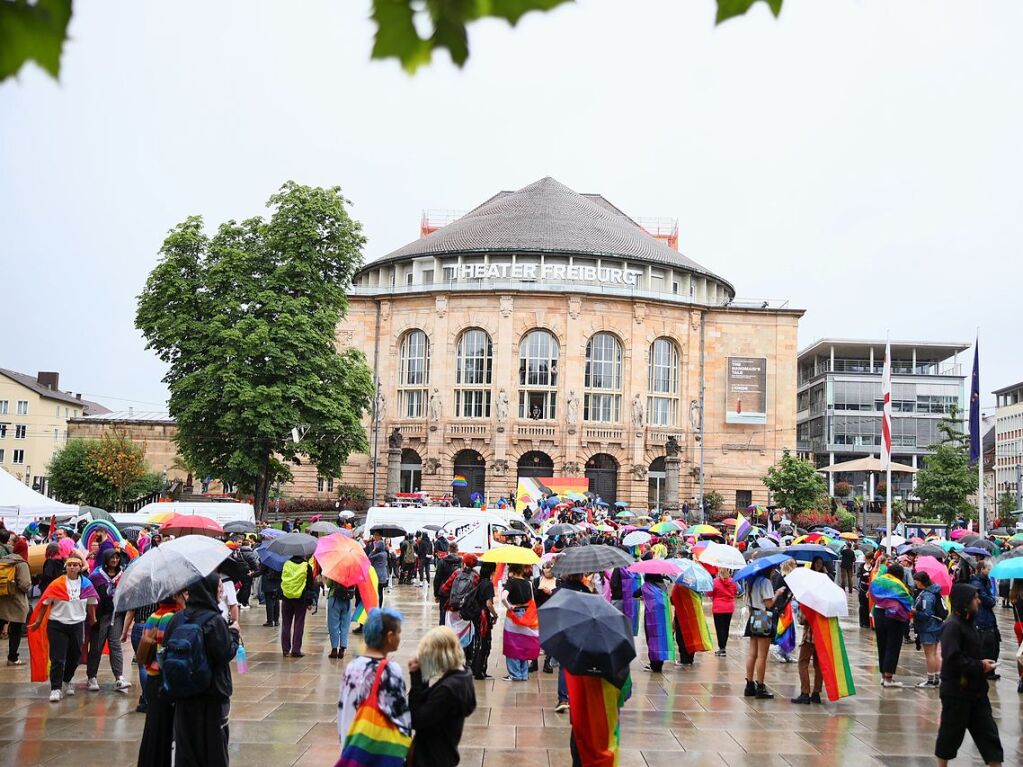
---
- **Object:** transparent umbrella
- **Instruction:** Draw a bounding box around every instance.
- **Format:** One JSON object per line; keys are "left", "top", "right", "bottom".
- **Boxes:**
{"left": 113, "top": 536, "right": 231, "bottom": 612}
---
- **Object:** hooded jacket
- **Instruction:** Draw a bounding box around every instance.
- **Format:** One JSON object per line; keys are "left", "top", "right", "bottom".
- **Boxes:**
{"left": 0, "top": 553, "right": 32, "bottom": 624}
{"left": 407, "top": 667, "right": 477, "bottom": 767}
{"left": 913, "top": 582, "right": 944, "bottom": 634}
{"left": 164, "top": 572, "right": 239, "bottom": 702}
{"left": 91, "top": 548, "right": 123, "bottom": 618}
{"left": 967, "top": 574, "right": 997, "bottom": 630}
{"left": 939, "top": 583, "right": 988, "bottom": 698}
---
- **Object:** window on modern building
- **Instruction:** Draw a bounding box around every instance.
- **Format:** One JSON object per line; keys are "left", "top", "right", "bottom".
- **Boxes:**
{"left": 12, "top": 449, "right": 24, "bottom": 464}
{"left": 0, "top": 401, "right": 7, "bottom": 415}
{"left": 0, "top": 449, "right": 4, "bottom": 463}
{"left": 16, "top": 401, "right": 28, "bottom": 415}
{"left": 14, "top": 425, "right": 26, "bottom": 439}
{"left": 455, "top": 328, "right": 493, "bottom": 418}
{"left": 518, "top": 329, "right": 559, "bottom": 419}
{"left": 647, "top": 337, "right": 679, "bottom": 426}
{"left": 423, "top": 269, "right": 434, "bottom": 285}
{"left": 0, "top": 424, "right": 6, "bottom": 438}
{"left": 584, "top": 332, "right": 622, "bottom": 422}
{"left": 398, "top": 329, "right": 430, "bottom": 418}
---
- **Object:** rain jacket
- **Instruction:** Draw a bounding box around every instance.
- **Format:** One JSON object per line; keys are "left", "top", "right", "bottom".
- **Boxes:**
{"left": 407, "top": 667, "right": 477, "bottom": 767}
{"left": 913, "top": 583, "right": 944, "bottom": 634}
{"left": 967, "top": 574, "right": 997, "bottom": 630}
{"left": 939, "top": 583, "right": 988, "bottom": 699}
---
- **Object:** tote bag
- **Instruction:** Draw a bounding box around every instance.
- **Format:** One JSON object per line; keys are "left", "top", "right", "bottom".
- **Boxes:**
{"left": 335, "top": 660, "right": 411, "bottom": 767}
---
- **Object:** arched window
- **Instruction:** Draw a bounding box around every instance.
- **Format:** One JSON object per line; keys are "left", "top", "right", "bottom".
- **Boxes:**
{"left": 400, "top": 449, "right": 422, "bottom": 493}
{"left": 518, "top": 329, "right": 559, "bottom": 419}
{"left": 647, "top": 338, "right": 679, "bottom": 426}
{"left": 584, "top": 332, "right": 622, "bottom": 422}
{"left": 455, "top": 328, "right": 493, "bottom": 418}
{"left": 398, "top": 330, "right": 430, "bottom": 418}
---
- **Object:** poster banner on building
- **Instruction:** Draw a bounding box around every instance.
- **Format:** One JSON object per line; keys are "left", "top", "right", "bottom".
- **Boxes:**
{"left": 515, "top": 476, "right": 590, "bottom": 518}
{"left": 725, "top": 357, "right": 768, "bottom": 425}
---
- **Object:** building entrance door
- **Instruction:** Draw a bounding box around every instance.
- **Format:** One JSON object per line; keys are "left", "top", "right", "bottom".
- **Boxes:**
{"left": 453, "top": 449, "right": 486, "bottom": 506}
{"left": 585, "top": 453, "right": 619, "bottom": 505}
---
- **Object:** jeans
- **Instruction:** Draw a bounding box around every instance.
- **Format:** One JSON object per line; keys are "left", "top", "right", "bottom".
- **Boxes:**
{"left": 131, "top": 622, "right": 146, "bottom": 704}
{"left": 87, "top": 613, "right": 124, "bottom": 679}
{"left": 327, "top": 594, "right": 352, "bottom": 650}
{"left": 265, "top": 594, "right": 280, "bottom": 624}
{"left": 557, "top": 666, "right": 568, "bottom": 703}
{"left": 47, "top": 620, "right": 84, "bottom": 690}
{"left": 507, "top": 657, "right": 529, "bottom": 681}
{"left": 280, "top": 599, "right": 308, "bottom": 655}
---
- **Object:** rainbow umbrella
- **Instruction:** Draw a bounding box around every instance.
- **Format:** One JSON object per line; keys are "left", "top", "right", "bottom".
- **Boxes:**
{"left": 615, "top": 511, "right": 636, "bottom": 519}
{"left": 684, "top": 525, "right": 722, "bottom": 538}
{"left": 451, "top": 475, "right": 468, "bottom": 488}
{"left": 650, "top": 521, "right": 683, "bottom": 535}
{"left": 146, "top": 510, "right": 176, "bottom": 525}
{"left": 314, "top": 533, "right": 370, "bottom": 586}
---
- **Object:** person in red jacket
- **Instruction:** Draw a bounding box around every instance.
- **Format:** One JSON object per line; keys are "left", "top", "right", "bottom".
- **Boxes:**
{"left": 711, "top": 568, "right": 737, "bottom": 657}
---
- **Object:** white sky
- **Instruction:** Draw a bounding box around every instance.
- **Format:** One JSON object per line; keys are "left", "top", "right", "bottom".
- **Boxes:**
{"left": 1, "top": 0, "right": 1019, "bottom": 414}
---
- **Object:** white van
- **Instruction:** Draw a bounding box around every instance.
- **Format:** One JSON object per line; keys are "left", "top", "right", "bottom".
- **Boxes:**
{"left": 112, "top": 501, "right": 256, "bottom": 527}
{"left": 362, "top": 506, "right": 533, "bottom": 553}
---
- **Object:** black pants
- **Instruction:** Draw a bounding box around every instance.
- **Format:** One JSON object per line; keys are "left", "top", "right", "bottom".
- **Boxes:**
{"left": 858, "top": 592, "right": 871, "bottom": 628}
{"left": 675, "top": 619, "right": 694, "bottom": 664}
{"left": 418, "top": 557, "right": 431, "bottom": 583}
{"left": 713, "top": 612, "right": 732, "bottom": 650}
{"left": 438, "top": 599, "right": 447, "bottom": 626}
{"left": 137, "top": 675, "right": 175, "bottom": 767}
{"left": 47, "top": 620, "right": 84, "bottom": 690}
{"left": 0, "top": 620, "right": 24, "bottom": 662}
{"left": 977, "top": 627, "right": 1001, "bottom": 663}
{"left": 872, "top": 610, "right": 905, "bottom": 676}
{"left": 470, "top": 620, "right": 492, "bottom": 678}
{"left": 237, "top": 576, "right": 253, "bottom": 605}
{"left": 173, "top": 698, "right": 230, "bottom": 767}
{"left": 264, "top": 594, "right": 280, "bottom": 624}
{"left": 935, "top": 695, "right": 1003, "bottom": 763}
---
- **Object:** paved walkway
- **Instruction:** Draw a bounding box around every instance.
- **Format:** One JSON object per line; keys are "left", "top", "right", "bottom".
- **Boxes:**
{"left": 0, "top": 584, "right": 1019, "bottom": 766}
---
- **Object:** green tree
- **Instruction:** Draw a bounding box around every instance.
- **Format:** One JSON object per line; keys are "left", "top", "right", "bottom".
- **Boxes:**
{"left": 89, "top": 431, "right": 147, "bottom": 512}
{"left": 998, "top": 491, "right": 1020, "bottom": 516}
{"left": 135, "top": 182, "right": 374, "bottom": 521}
{"left": 762, "top": 449, "right": 828, "bottom": 514}
{"left": 915, "top": 406, "right": 977, "bottom": 526}
{"left": 1, "top": 0, "right": 783, "bottom": 82}
{"left": 47, "top": 436, "right": 161, "bottom": 510}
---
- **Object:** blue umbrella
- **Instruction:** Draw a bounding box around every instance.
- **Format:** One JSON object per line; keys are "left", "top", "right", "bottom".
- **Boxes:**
{"left": 594, "top": 499, "right": 610, "bottom": 507}
{"left": 614, "top": 501, "right": 629, "bottom": 508}
{"left": 670, "top": 559, "right": 714, "bottom": 592}
{"left": 991, "top": 556, "right": 1023, "bottom": 580}
{"left": 257, "top": 541, "right": 287, "bottom": 572}
{"left": 781, "top": 544, "right": 840, "bottom": 562}
{"left": 754, "top": 537, "right": 778, "bottom": 550}
{"left": 962, "top": 546, "right": 993, "bottom": 557}
{"left": 733, "top": 554, "right": 792, "bottom": 582}
{"left": 260, "top": 528, "right": 285, "bottom": 539}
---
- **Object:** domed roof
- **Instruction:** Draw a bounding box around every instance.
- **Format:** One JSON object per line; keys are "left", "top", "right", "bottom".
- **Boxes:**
{"left": 369, "top": 177, "right": 733, "bottom": 293}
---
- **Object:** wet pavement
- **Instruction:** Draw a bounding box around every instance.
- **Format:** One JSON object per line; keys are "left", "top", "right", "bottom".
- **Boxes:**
{"left": 1, "top": 584, "right": 1019, "bottom": 766}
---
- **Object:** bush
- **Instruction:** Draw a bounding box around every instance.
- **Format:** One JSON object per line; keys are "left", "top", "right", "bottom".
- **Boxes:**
{"left": 876, "top": 482, "right": 887, "bottom": 497}
{"left": 834, "top": 508, "right": 856, "bottom": 532}
{"left": 834, "top": 481, "right": 852, "bottom": 498}
{"left": 792, "top": 511, "right": 840, "bottom": 529}
{"left": 705, "top": 491, "right": 724, "bottom": 512}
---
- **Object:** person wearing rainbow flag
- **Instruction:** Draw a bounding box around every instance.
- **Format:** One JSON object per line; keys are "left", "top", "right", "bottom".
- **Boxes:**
{"left": 869, "top": 562, "right": 913, "bottom": 687}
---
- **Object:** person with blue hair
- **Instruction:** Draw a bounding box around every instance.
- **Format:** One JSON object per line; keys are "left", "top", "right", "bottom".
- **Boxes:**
{"left": 336, "top": 607, "right": 411, "bottom": 758}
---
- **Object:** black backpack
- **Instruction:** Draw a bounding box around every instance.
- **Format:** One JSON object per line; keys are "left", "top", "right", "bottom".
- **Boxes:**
{"left": 932, "top": 593, "right": 948, "bottom": 621}
{"left": 447, "top": 570, "right": 478, "bottom": 612}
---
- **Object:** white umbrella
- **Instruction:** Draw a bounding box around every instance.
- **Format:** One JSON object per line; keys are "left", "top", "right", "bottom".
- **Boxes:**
{"left": 338, "top": 510, "right": 356, "bottom": 519}
{"left": 698, "top": 541, "right": 746, "bottom": 570}
{"left": 622, "top": 531, "right": 652, "bottom": 547}
{"left": 114, "top": 536, "right": 232, "bottom": 612}
{"left": 783, "top": 567, "right": 849, "bottom": 618}
{"left": 879, "top": 534, "right": 907, "bottom": 549}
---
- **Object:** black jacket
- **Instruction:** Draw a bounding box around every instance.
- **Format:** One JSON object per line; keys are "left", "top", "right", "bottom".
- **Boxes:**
{"left": 434, "top": 553, "right": 462, "bottom": 598}
{"left": 939, "top": 584, "right": 989, "bottom": 699}
{"left": 408, "top": 667, "right": 477, "bottom": 767}
{"left": 165, "top": 572, "right": 239, "bottom": 702}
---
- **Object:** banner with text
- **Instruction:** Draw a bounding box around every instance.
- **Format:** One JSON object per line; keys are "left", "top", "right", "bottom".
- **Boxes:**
{"left": 725, "top": 356, "right": 768, "bottom": 425}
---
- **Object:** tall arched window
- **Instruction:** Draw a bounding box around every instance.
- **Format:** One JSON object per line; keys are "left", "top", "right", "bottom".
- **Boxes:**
{"left": 647, "top": 337, "right": 679, "bottom": 426}
{"left": 518, "top": 329, "right": 559, "bottom": 419}
{"left": 584, "top": 332, "right": 622, "bottom": 422}
{"left": 398, "top": 330, "right": 430, "bottom": 418}
{"left": 455, "top": 328, "right": 493, "bottom": 418}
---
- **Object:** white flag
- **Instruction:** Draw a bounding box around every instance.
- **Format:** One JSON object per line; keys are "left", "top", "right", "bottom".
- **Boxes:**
{"left": 880, "top": 341, "right": 892, "bottom": 470}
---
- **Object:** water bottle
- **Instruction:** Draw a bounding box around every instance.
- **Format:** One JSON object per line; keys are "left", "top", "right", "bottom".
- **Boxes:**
{"left": 235, "top": 642, "right": 249, "bottom": 674}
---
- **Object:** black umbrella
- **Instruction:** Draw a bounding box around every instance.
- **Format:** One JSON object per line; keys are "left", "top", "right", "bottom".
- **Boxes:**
{"left": 422, "top": 524, "right": 443, "bottom": 532}
{"left": 224, "top": 520, "right": 257, "bottom": 534}
{"left": 996, "top": 548, "right": 1023, "bottom": 562}
{"left": 539, "top": 589, "right": 635, "bottom": 687}
{"left": 959, "top": 534, "right": 982, "bottom": 546}
{"left": 989, "top": 528, "right": 1012, "bottom": 537}
{"left": 266, "top": 532, "right": 318, "bottom": 558}
{"left": 954, "top": 551, "right": 977, "bottom": 569}
{"left": 546, "top": 524, "right": 580, "bottom": 537}
{"left": 80, "top": 505, "right": 115, "bottom": 522}
{"left": 911, "top": 544, "right": 947, "bottom": 560}
{"left": 969, "top": 539, "right": 997, "bottom": 553}
{"left": 369, "top": 524, "right": 407, "bottom": 538}
{"left": 306, "top": 521, "right": 342, "bottom": 535}
{"left": 552, "top": 545, "right": 632, "bottom": 576}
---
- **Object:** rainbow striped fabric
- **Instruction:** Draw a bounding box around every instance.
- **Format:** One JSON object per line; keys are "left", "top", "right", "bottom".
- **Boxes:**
{"left": 802, "top": 605, "right": 856, "bottom": 701}
{"left": 503, "top": 600, "right": 541, "bottom": 660}
{"left": 564, "top": 671, "right": 633, "bottom": 767}
{"left": 733, "top": 512, "right": 752, "bottom": 543}
{"left": 869, "top": 573, "right": 912, "bottom": 620}
{"left": 774, "top": 602, "right": 796, "bottom": 654}
{"left": 670, "top": 585, "right": 712, "bottom": 654}
{"left": 353, "top": 567, "right": 380, "bottom": 626}
{"left": 640, "top": 583, "right": 676, "bottom": 663}
{"left": 337, "top": 660, "right": 411, "bottom": 767}
{"left": 619, "top": 569, "right": 641, "bottom": 637}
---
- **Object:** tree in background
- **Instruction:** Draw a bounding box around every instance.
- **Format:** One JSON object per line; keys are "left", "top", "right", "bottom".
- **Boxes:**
{"left": 762, "top": 449, "right": 828, "bottom": 515}
{"left": 48, "top": 435, "right": 161, "bottom": 511}
{"left": 998, "top": 491, "right": 1019, "bottom": 517}
{"left": 136, "top": 182, "right": 374, "bottom": 521}
{"left": 915, "top": 406, "right": 976, "bottom": 525}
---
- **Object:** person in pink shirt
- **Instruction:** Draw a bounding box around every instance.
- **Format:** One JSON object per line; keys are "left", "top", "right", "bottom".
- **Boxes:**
{"left": 711, "top": 568, "right": 738, "bottom": 657}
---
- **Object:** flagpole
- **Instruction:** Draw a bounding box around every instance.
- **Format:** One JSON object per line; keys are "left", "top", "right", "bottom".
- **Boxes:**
{"left": 882, "top": 334, "right": 893, "bottom": 555}
{"left": 976, "top": 331, "right": 984, "bottom": 537}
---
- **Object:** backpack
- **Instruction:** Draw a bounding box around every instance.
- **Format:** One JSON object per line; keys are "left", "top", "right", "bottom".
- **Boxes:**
{"left": 402, "top": 543, "right": 417, "bottom": 565}
{"left": 281, "top": 560, "right": 308, "bottom": 600}
{"left": 447, "top": 570, "right": 478, "bottom": 612}
{"left": 932, "top": 593, "right": 948, "bottom": 622}
{"left": 0, "top": 561, "right": 17, "bottom": 597}
{"left": 159, "top": 610, "right": 219, "bottom": 699}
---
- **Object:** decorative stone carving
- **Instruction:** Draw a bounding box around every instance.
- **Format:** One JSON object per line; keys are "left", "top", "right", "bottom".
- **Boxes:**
{"left": 375, "top": 393, "right": 386, "bottom": 423}
{"left": 690, "top": 312, "right": 699, "bottom": 331}
{"left": 500, "top": 295, "right": 514, "bottom": 318}
{"left": 423, "top": 457, "right": 441, "bottom": 475}
{"left": 380, "top": 301, "right": 391, "bottom": 321}
{"left": 631, "top": 464, "right": 647, "bottom": 481}
{"left": 563, "top": 461, "right": 580, "bottom": 475}
{"left": 491, "top": 458, "right": 508, "bottom": 476}
{"left": 387, "top": 428, "right": 403, "bottom": 449}
{"left": 566, "top": 391, "right": 579, "bottom": 431}
{"left": 568, "top": 296, "right": 582, "bottom": 320}
{"left": 428, "top": 388, "right": 442, "bottom": 430}
{"left": 634, "top": 303, "right": 646, "bottom": 324}
{"left": 496, "top": 388, "right": 509, "bottom": 424}
{"left": 631, "top": 394, "right": 644, "bottom": 428}
{"left": 435, "top": 296, "right": 448, "bottom": 318}
{"left": 665, "top": 435, "right": 681, "bottom": 457}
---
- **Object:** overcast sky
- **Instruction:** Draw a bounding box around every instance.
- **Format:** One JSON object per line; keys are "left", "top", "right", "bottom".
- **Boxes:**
{"left": 2, "top": 0, "right": 1019, "bottom": 415}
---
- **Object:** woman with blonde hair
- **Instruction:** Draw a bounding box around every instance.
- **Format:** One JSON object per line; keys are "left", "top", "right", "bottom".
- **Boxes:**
{"left": 407, "top": 626, "right": 477, "bottom": 767}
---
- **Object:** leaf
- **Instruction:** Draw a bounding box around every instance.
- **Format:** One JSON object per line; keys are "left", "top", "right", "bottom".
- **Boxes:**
{"left": 0, "top": 0, "right": 72, "bottom": 81}
{"left": 715, "top": 0, "right": 783, "bottom": 25}
{"left": 483, "top": 0, "right": 573, "bottom": 26}
{"left": 370, "top": 0, "right": 432, "bottom": 73}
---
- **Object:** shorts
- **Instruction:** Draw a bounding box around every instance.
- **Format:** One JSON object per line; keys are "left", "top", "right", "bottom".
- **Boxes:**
{"left": 918, "top": 630, "right": 940, "bottom": 646}
{"left": 934, "top": 695, "right": 1003, "bottom": 764}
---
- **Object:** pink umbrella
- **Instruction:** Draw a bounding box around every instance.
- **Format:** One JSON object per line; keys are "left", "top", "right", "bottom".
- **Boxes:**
{"left": 915, "top": 555, "right": 952, "bottom": 596}
{"left": 628, "top": 559, "right": 682, "bottom": 576}
{"left": 949, "top": 529, "right": 969, "bottom": 540}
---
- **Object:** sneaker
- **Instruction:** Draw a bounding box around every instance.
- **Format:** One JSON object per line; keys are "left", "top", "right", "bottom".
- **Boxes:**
{"left": 114, "top": 677, "right": 132, "bottom": 692}
{"left": 6, "top": 659, "right": 25, "bottom": 666}
{"left": 87, "top": 677, "right": 100, "bottom": 692}
{"left": 554, "top": 701, "right": 569, "bottom": 713}
{"left": 790, "top": 693, "right": 811, "bottom": 704}
{"left": 881, "top": 679, "right": 903, "bottom": 688}
{"left": 262, "top": 621, "right": 275, "bottom": 627}
{"left": 62, "top": 682, "right": 75, "bottom": 697}
{"left": 713, "top": 649, "right": 726, "bottom": 657}
{"left": 239, "top": 604, "right": 251, "bottom": 610}
{"left": 49, "top": 689, "right": 62, "bottom": 703}
{"left": 500, "top": 675, "right": 515, "bottom": 682}
{"left": 929, "top": 678, "right": 941, "bottom": 687}
{"left": 916, "top": 679, "right": 933, "bottom": 688}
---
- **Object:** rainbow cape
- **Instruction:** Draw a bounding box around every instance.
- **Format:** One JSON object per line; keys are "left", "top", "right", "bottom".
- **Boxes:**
{"left": 640, "top": 583, "right": 676, "bottom": 663}
{"left": 28, "top": 575, "right": 99, "bottom": 682}
{"left": 503, "top": 599, "right": 541, "bottom": 661}
{"left": 670, "top": 585, "right": 712, "bottom": 654}
{"left": 774, "top": 601, "right": 796, "bottom": 654}
{"left": 869, "top": 573, "right": 912, "bottom": 620}
{"left": 564, "top": 671, "right": 633, "bottom": 767}
{"left": 353, "top": 567, "right": 380, "bottom": 626}
{"left": 802, "top": 605, "right": 856, "bottom": 701}
{"left": 618, "top": 569, "right": 641, "bottom": 637}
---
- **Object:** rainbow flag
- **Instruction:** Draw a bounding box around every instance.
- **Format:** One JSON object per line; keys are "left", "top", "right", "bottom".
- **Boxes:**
{"left": 618, "top": 569, "right": 641, "bottom": 637}
{"left": 640, "top": 583, "right": 676, "bottom": 663}
{"left": 669, "top": 585, "right": 712, "bottom": 654}
{"left": 563, "top": 672, "right": 633, "bottom": 767}
{"left": 353, "top": 567, "right": 380, "bottom": 626}
{"left": 733, "top": 511, "right": 752, "bottom": 544}
{"left": 774, "top": 601, "right": 796, "bottom": 654}
{"left": 802, "top": 605, "right": 856, "bottom": 701}
{"left": 869, "top": 572, "right": 912, "bottom": 620}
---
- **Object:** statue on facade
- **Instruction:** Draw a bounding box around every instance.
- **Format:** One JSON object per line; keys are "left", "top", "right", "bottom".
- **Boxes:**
{"left": 631, "top": 464, "right": 648, "bottom": 481}
{"left": 665, "top": 435, "right": 680, "bottom": 457}
{"left": 496, "top": 388, "right": 509, "bottom": 423}
{"left": 387, "top": 428, "right": 403, "bottom": 450}
{"left": 429, "top": 388, "right": 442, "bottom": 422}
{"left": 631, "top": 394, "right": 644, "bottom": 428}
{"left": 563, "top": 461, "right": 580, "bottom": 475}
{"left": 567, "top": 391, "right": 579, "bottom": 425}
{"left": 375, "top": 392, "right": 385, "bottom": 422}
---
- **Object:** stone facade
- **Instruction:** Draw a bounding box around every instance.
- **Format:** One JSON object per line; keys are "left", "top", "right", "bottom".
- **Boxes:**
{"left": 67, "top": 415, "right": 185, "bottom": 483}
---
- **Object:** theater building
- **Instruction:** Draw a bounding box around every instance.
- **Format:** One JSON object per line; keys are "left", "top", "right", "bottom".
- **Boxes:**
{"left": 325, "top": 177, "right": 803, "bottom": 513}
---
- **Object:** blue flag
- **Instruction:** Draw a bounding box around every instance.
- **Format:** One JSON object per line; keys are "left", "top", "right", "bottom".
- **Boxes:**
{"left": 969, "top": 338, "right": 980, "bottom": 466}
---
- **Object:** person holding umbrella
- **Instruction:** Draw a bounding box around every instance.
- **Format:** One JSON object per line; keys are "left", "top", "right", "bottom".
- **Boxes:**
{"left": 279, "top": 554, "right": 315, "bottom": 658}
{"left": 711, "top": 568, "right": 737, "bottom": 657}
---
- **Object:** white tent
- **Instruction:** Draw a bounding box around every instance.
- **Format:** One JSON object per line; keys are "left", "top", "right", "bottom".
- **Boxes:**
{"left": 0, "top": 468, "right": 77, "bottom": 533}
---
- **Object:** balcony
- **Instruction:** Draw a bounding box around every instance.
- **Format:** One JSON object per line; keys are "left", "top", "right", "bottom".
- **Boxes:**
{"left": 646, "top": 427, "right": 685, "bottom": 448}
{"left": 800, "top": 359, "right": 963, "bottom": 385}
{"left": 446, "top": 422, "right": 491, "bottom": 440}
{"left": 391, "top": 420, "right": 427, "bottom": 439}
{"left": 583, "top": 426, "right": 625, "bottom": 444}
{"left": 514, "top": 422, "right": 557, "bottom": 440}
